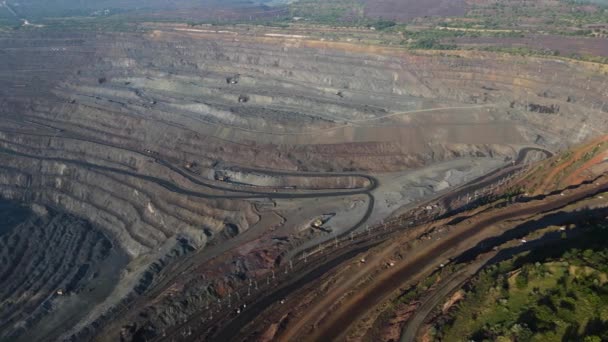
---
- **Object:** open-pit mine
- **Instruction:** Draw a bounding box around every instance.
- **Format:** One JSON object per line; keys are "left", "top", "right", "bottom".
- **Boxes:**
{"left": 1, "top": 1, "right": 607, "bottom": 341}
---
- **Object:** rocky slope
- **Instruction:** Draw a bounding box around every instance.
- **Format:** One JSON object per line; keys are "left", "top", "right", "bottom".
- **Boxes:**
{"left": 0, "top": 200, "right": 127, "bottom": 342}
{"left": 0, "top": 25, "right": 607, "bottom": 340}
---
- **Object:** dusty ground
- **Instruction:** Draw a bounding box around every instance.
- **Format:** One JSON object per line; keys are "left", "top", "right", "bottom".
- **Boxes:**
{"left": 219, "top": 138, "right": 608, "bottom": 342}
{"left": 0, "top": 21, "right": 607, "bottom": 341}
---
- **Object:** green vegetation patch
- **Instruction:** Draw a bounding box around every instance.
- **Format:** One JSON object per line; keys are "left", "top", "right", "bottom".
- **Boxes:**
{"left": 289, "top": 0, "right": 365, "bottom": 24}
{"left": 436, "top": 224, "right": 608, "bottom": 342}
{"left": 466, "top": 0, "right": 608, "bottom": 33}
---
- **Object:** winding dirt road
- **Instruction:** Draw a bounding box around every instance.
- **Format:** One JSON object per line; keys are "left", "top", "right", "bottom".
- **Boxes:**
{"left": 307, "top": 180, "right": 608, "bottom": 342}
{"left": 209, "top": 176, "right": 606, "bottom": 342}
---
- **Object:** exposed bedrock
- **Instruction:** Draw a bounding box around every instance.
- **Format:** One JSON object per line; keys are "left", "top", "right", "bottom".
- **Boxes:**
{"left": 0, "top": 28, "right": 607, "bottom": 340}
{"left": 3, "top": 30, "right": 606, "bottom": 175}
{"left": 0, "top": 199, "right": 128, "bottom": 342}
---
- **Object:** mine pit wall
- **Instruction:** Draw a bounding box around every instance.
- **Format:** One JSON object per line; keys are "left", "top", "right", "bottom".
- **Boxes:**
{"left": 5, "top": 31, "right": 604, "bottom": 175}
{"left": 0, "top": 134, "right": 260, "bottom": 340}
{"left": 217, "top": 169, "right": 371, "bottom": 189}
{"left": 0, "top": 29, "right": 607, "bottom": 340}
{"left": 0, "top": 136, "right": 260, "bottom": 257}
{"left": 0, "top": 199, "right": 129, "bottom": 342}
{"left": 65, "top": 32, "right": 607, "bottom": 155}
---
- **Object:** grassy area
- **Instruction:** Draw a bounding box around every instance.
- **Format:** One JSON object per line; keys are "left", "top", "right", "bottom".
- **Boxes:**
{"left": 436, "top": 223, "right": 608, "bottom": 342}
{"left": 2, "top": 0, "right": 607, "bottom": 67}
{"left": 465, "top": 0, "right": 608, "bottom": 34}
{"left": 289, "top": 0, "right": 365, "bottom": 24}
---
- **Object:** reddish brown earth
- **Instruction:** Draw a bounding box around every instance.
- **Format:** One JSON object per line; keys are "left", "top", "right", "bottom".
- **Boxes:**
{"left": 523, "top": 135, "right": 608, "bottom": 195}
{"left": 1, "top": 20, "right": 608, "bottom": 342}
{"left": 215, "top": 138, "right": 608, "bottom": 342}
{"left": 564, "top": 149, "right": 608, "bottom": 186}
